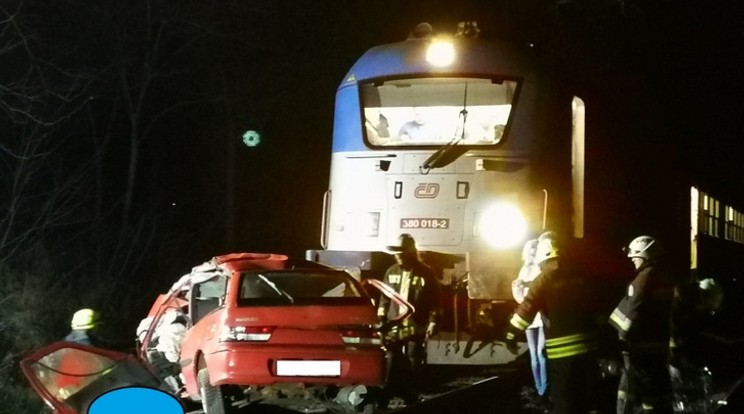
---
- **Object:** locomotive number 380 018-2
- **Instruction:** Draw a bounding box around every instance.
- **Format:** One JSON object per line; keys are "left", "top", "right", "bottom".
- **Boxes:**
{"left": 400, "top": 218, "right": 450, "bottom": 229}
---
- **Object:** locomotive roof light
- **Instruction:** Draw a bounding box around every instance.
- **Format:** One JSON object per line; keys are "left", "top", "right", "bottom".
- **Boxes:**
{"left": 426, "top": 37, "right": 456, "bottom": 67}
{"left": 409, "top": 22, "right": 465, "bottom": 68}
{"left": 479, "top": 201, "right": 529, "bottom": 249}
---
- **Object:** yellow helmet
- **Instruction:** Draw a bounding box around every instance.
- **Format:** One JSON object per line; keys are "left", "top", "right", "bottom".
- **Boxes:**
{"left": 71, "top": 308, "right": 100, "bottom": 330}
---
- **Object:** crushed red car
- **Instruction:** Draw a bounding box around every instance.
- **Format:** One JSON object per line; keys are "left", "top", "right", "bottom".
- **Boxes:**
{"left": 22, "top": 253, "right": 412, "bottom": 414}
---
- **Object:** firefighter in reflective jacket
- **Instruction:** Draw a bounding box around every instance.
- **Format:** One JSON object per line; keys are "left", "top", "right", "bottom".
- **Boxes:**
{"left": 609, "top": 235, "right": 674, "bottom": 414}
{"left": 378, "top": 233, "right": 440, "bottom": 404}
{"left": 65, "top": 308, "right": 103, "bottom": 346}
{"left": 505, "top": 232, "right": 601, "bottom": 414}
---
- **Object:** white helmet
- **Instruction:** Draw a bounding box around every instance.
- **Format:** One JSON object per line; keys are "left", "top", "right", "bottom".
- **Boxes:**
{"left": 698, "top": 278, "right": 724, "bottom": 313}
{"left": 534, "top": 236, "right": 559, "bottom": 265}
{"left": 626, "top": 235, "right": 661, "bottom": 260}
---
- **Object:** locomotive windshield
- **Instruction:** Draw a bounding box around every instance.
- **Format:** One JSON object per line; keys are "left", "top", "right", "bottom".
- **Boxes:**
{"left": 360, "top": 77, "right": 517, "bottom": 147}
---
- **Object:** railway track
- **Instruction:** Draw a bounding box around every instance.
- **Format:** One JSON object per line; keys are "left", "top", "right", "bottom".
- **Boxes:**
{"left": 394, "top": 366, "right": 525, "bottom": 414}
{"left": 183, "top": 363, "right": 532, "bottom": 414}
{"left": 184, "top": 364, "right": 742, "bottom": 414}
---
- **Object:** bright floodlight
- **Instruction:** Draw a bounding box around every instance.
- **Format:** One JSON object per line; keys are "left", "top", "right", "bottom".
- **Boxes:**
{"left": 426, "top": 39, "right": 455, "bottom": 67}
{"left": 479, "top": 202, "right": 528, "bottom": 249}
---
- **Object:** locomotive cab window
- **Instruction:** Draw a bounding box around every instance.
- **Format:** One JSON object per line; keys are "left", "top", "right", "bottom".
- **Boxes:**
{"left": 360, "top": 77, "right": 518, "bottom": 147}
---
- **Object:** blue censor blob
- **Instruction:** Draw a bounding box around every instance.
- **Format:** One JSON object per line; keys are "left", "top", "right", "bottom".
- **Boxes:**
{"left": 242, "top": 130, "right": 261, "bottom": 147}
{"left": 88, "top": 386, "right": 184, "bottom": 414}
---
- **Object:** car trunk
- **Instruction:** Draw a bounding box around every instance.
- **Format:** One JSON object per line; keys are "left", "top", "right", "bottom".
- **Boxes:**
{"left": 225, "top": 305, "right": 378, "bottom": 346}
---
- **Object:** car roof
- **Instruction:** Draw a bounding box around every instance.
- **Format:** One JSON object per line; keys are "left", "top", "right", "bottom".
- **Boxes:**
{"left": 213, "top": 252, "right": 334, "bottom": 273}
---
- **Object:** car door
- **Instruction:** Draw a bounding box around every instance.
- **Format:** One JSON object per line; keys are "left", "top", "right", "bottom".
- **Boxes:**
{"left": 137, "top": 289, "right": 191, "bottom": 365}
{"left": 362, "top": 278, "right": 414, "bottom": 333}
{"left": 20, "top": 341, "right": 169, "bottom": 414}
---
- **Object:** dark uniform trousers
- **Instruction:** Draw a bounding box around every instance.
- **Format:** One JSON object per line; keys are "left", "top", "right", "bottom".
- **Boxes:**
{"left": 617, "top": 351, "right": 673, "bottom": 414}
{"left": 550, "top": 351, "right": 599, "bottom": 414}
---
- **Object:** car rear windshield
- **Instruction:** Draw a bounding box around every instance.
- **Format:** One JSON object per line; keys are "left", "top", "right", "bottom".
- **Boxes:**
{"left": 237, "top": 270, "right": 370, "bottom": 307}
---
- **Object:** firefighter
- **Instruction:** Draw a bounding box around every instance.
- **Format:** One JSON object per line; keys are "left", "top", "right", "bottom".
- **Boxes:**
{"left": 65, "top": 308, "right": 103, "bottom": 346}
{"left": 58, "top": 310, "right": 107, "bottom": 399}
{"left": 505, "top": 232, "right": 601, "bottom": 414}
{"left": 609, "top": 235, "right": 674, "bottom": 414}
{"left": 378, "top": 233, "right": 440, "bottom": 405}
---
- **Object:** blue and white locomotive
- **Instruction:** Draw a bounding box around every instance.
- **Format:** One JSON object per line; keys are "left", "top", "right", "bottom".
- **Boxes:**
{"left": 307, "top": 21, "right": 740, "bottom": 365}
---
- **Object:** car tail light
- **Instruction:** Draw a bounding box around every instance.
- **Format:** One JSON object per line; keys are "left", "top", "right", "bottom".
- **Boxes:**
{"left": 340, "top": 327, "right": 381, "bottom": 346}
{"left": 220, "top": 326, "right": 275, "bottom": 342}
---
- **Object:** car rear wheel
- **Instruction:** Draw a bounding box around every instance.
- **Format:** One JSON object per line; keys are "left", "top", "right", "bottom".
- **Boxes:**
{"left": 197, "top": 367, "right": 230, "bottom": 414}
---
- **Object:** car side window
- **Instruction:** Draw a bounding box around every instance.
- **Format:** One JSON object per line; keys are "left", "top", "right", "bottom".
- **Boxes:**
{"left": 190, "top": 276, "right": 227, "bottom": 324}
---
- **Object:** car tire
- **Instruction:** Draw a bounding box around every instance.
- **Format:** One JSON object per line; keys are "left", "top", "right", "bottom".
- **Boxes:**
{"left": 197, "top": 367, "right": 229, "bottom": 414}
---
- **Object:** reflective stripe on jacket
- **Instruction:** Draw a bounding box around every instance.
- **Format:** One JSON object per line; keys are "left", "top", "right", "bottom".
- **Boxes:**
{"left": 545, "top": 332, "right": 598, "bottom": 359}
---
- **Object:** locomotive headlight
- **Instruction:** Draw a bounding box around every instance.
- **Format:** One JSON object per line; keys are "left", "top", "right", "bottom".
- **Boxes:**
{"left": 426, "top": 38, "right": 456, "bottom": 67}
{"left": 477, "top": 202, "right": 528, "bottom": 249}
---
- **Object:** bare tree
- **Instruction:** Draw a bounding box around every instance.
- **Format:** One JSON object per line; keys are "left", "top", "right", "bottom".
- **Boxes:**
{"left": 0, "top": 3, "right": 98, "bottom": 412}
{"left": 0, "top": 0, "right": 95, "bottom": 264}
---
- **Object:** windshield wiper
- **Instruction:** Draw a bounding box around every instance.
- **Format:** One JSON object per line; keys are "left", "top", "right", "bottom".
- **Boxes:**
{"left": 420, "top": 82, "right": 469, "bottom": 173}
{"left": 257, "top": 274, "right": 294, "bottom": 303}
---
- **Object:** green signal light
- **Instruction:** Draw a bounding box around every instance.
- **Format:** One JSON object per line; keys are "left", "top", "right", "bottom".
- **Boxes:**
{"left": 242, "top": 130, "right": 261, "bottom": 147}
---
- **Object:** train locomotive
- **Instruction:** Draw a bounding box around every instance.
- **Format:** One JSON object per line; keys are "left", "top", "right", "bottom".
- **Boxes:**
{"left": 307, "top": 21, "right": 742, "bottom": 366}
